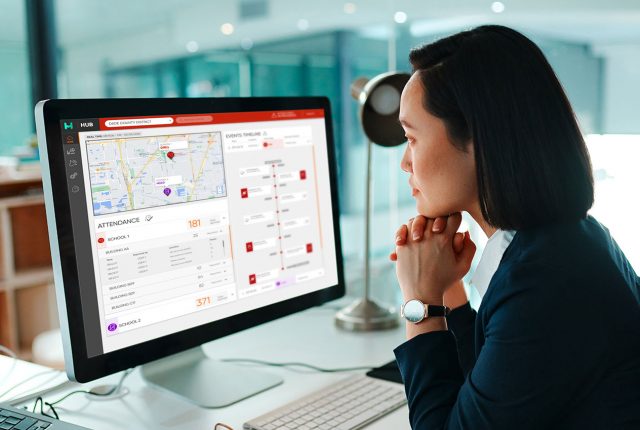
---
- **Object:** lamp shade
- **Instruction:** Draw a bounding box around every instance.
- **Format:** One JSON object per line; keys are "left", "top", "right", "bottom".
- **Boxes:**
{"left": 351, "top": 72, "right": 411, "bottom": 147}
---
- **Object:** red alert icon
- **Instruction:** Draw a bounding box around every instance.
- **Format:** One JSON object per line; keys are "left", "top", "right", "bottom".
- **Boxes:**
{"left": 299, "top": 170, "right": 307, "bottom": 180}
{"left": 249, "top": 274, "right": 256, "bottom": 285}
{"left": 241, "top": 188, "right": 248, "bottom": 198}
{"left": 306, "top": 243, "right": 313, "bottom": 253}
{"left": 167, "top": 151, "right": 175, "bottom": 160}
{"left": 246, "top": 242, "right": 253, "bottom": 252}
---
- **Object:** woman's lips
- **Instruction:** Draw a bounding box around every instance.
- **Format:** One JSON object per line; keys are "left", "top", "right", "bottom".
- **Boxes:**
{"left": 412, "top": 188, "right": 419, "bottom": 197}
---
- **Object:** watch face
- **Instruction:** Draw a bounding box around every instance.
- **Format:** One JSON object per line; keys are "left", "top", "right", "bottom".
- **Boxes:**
{"left": 403, "top": 300, "right": 425, "bottom": 323}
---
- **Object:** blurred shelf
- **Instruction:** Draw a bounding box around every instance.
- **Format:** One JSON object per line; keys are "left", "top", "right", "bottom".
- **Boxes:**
{"left": 0, "top": 165, "right": 43, "bottom": 198}
{"left": 0, "top": 171, "right": 42, "bottom": 185}
{"left": 0, "top": 177, "right": 57, "bottom": 356}
{"left": 0, "top": 267, "right": 55, "bottom": 290}
{"left": 0, "top": 193, "right": 45, "bottom": 208}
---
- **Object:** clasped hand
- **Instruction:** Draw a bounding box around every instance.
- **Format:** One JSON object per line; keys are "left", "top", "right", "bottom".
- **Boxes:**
{"left": 390, "top": 213, "right": 476, "bottom": 305}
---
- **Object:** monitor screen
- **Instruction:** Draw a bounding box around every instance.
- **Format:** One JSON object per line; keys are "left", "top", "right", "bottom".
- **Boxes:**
{"left": 38, "top": 100, "right": 342, "bottom": 373}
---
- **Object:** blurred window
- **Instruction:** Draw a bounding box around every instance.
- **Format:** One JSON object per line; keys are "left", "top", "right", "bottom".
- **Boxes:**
{"left": 0, "top": 0, "right": 31, "bottom": 156}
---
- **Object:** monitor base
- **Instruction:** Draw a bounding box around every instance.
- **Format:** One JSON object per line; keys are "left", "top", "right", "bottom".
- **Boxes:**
{"left": 141, "top": 346, "right": 283, "bottom": 408}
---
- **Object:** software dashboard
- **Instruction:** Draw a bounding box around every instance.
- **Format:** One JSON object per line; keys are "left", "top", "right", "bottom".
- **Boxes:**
{"left": 59, "top": 109, "right": 338, "bottom": 355}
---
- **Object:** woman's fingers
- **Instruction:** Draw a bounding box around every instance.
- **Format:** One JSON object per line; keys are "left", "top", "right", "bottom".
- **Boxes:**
{"left": 401, "top": 215, "right": 451, "bottom": 243}
{"left": 444, "top": 212, "right": 463, "bottom": 236}
{"left": 411, "top": 215, "right": 427, "bottom": 240}
{"left": 456, "top": 231, "right": 477, "bottom": 272}
{"left": 407, "top": 217, "right": 415, "bottom": 239}
{"left": 425, "top": 217, "right": 435, "bottom": 237}
{"left": 393, "top": 214, "right": 466, "bottom": 260}
{"left": 396, "top": 230, "right": 466, "bottom": 256}
{"left": 395, "top": 224, "right": 408, "bottom": 245}
{"left": 432, "top": 216, "right": 447, "bottom": 233}
{"left": 453, "top": 232, "right": 465, "bottom": 253}
{"left": 393, "top": 214, "right": 465, "bottom": 264}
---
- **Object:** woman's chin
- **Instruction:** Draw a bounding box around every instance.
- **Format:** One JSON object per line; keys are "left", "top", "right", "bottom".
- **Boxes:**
{"left": 416, "top": 201, "right": 437, "bottom": 218}
{"left": 416, "top": 200, "right": 454, "bottom": 219}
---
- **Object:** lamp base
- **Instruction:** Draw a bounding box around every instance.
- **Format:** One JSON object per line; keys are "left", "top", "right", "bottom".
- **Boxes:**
{"left": 334, "top": 298, "right": 399, "bottom": 331}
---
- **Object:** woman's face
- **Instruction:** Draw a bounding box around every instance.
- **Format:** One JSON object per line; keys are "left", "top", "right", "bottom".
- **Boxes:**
{"left": 399, "top": 73, "right": 477, "bottom": 218}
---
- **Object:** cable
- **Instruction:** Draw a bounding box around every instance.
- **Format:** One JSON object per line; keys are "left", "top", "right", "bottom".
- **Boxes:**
{"left": 32, "top": 368, "right": 133, "bottom": 419}
{"left": 8, "top": 380, "right": 73, "bottom": 407}
{"left": 0, "top": 344, "right": 17, "bottom": 358}
{"left": 32, "top": 396, "right": 58, "bottom": 420}
{"left": 221, "top": 358, "right": 375, "bottom": 373}
{"left": 0, "top": 369, "right": 62, "bottom": 401}
{"left": 0, "top": 344, "right": 18, "bottom": 387}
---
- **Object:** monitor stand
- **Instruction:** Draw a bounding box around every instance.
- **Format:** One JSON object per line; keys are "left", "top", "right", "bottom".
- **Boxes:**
{"left": 140, "top": 346, "right": 283, "bottom": 408}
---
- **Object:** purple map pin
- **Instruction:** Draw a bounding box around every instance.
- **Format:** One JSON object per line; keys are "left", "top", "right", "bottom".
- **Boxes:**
{"left": 163, "top": 187, "right": 171, "bottom": 196}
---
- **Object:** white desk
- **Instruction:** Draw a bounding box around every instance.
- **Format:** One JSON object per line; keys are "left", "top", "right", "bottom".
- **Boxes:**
{"left": 3, "top": 299, "right": 410, "bottom": 430}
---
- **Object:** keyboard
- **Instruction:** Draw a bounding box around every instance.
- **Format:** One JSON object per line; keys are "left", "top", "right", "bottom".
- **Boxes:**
{"left": 0, "top": 404, "right": 88, "bottom": 430}
{"left": 244, "top": 375, "right": 407, "bottom": 430}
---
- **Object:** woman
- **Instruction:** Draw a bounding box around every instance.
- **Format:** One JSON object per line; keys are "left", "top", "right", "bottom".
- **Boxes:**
{"left": 390, "top": 25, "right": 640, "bottom": 429}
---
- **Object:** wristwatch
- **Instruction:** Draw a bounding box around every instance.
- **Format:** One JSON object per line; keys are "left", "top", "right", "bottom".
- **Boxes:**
{"left": 401, "top": 299, "right": 449, "bottom": 324}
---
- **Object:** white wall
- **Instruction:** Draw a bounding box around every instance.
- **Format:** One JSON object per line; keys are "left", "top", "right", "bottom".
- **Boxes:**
{"left": 595, "top": 44, "right": 640, "bottom": 134}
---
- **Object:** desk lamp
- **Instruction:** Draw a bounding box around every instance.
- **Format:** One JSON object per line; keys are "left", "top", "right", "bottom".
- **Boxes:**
{"left": 335, "top": 72, "right": 411, "bottom": 331}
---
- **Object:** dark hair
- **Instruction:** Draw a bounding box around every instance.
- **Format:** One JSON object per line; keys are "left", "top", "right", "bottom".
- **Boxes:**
{"left": 409, "top": 25, "right": 594, "bottom": 230}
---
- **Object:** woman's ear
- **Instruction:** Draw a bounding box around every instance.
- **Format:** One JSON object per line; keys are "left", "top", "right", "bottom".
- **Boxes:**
{"left": 465, "top": 138, "right": 474, "bottom": 155}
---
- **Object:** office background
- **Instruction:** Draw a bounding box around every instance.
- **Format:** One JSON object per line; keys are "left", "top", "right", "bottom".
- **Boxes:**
{"left": 0, "top": 0, "right": 639, "bottom": 361}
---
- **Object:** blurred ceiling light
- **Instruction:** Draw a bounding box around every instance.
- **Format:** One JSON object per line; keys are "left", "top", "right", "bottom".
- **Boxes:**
{"left": 491, "top": 1, "right": 505, "bottom": 13}
{"left": 240, "top": 37, "right": 254, "bottom": 50}
{"left": 297, "top": 18, "right": 309, "bottom": 31}
{"left": 410, "top": 16, "right": 486, "bottom": 37}
{"left": 394, "top": 11, "right": 408, "bottom": 24}
{"left": 220, "top": 23, "right": 235, "bottom": 35}
{"left": 344, "top": 2, "right": 356, "bottom": 14}
{"left": 185, "top": 41, "right": 199, "bottom": 53}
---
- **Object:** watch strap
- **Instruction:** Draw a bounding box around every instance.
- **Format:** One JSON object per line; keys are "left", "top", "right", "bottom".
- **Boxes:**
{"left": 426, "top": 304, "right": 450, "bottom": 317}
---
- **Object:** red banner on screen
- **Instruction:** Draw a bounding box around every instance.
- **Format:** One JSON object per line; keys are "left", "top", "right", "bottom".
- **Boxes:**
{"left": 99, "top": 109, "right": 324, "bottom": 130}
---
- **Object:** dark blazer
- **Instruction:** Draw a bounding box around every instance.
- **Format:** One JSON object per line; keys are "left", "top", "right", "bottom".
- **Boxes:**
{"left": 394, "top": 216, "right": 640, "bottom": 429}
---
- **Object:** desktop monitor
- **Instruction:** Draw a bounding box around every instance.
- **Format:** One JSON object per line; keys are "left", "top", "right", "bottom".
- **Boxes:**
{"left": 35, "top": 97, "right": 344, "bottom": 407}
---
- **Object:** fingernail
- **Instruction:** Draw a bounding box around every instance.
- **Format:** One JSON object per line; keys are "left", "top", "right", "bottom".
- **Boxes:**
{"left": 412, "top": 233, "right": 420, "bottom": 240}
{"left": 395, "top": 236, "right": 401, "bottom": 244}
{"left": 433, "top": 225, "right": 442, "bottom": 232}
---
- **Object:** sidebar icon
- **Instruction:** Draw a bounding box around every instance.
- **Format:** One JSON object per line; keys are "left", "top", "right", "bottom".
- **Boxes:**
{"left": 61, "top": 119, "right": 82, "bottom": 199}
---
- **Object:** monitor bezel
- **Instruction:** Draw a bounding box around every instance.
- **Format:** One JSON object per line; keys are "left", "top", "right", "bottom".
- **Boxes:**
{"left": 36, "top": 97, "right": 345, "bottom": 382}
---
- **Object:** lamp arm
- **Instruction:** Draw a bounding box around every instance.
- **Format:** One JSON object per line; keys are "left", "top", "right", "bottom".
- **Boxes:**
{"left": 364, "top": 139, "right": 373, "bottom": 300}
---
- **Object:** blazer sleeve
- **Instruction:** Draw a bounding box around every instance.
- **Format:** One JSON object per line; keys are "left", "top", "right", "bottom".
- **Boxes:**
{"left": 446, "top": 302, "right": 477, "bottom": 376}
{"left": 394, "top": 264, "right": 605, "bottom": 429}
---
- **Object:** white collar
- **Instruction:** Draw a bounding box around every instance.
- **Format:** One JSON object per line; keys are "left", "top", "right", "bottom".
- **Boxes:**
{"left": 470, "top": 230, "right": 516, "bottom": 300}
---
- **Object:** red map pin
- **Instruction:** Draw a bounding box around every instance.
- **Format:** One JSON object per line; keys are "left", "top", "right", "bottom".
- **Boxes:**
{"left": 167, "top": 151, "right": 175, "bottom": 159}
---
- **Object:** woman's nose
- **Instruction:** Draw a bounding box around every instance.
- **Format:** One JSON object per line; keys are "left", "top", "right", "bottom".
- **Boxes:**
{"left": 400, "top": 148, "right": 412, "bottom": 173}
